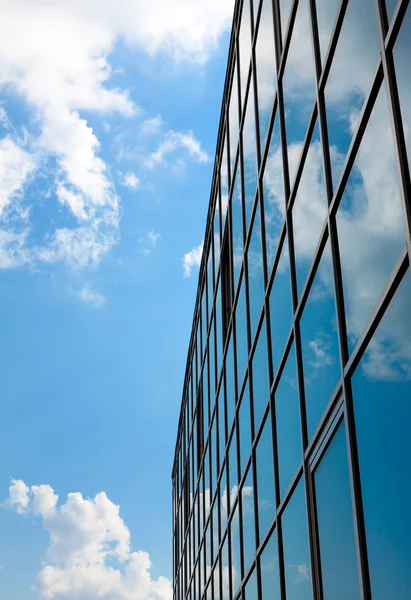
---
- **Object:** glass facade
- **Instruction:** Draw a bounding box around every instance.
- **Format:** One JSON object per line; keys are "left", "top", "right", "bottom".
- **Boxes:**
{"left": 172, "top": 1, "right": 411, "bottom": 599}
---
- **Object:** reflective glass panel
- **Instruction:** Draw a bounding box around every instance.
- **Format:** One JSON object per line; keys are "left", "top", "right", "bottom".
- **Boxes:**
{"left": 221, "top": 132, "right": 229, "bottom": 230}
{"left": 239, "top": 380, "right": 252, "bottom": 477}
{"left": 226, "top": 332, "right": 237, "bottom": 435}
{"left": 222, "top": 535, "right": 230, "bottom": 600}
{"left": 232, "top": 166, "right": 244, "bottom": 288}
{"left": 260, "top": 529, "right": 281, "bottom": 599}
{"left": 216, "top": 281, "right": 223, "bottom": 378}
{"left": 213, "top": 563, "right": 221, "bottom": 600}
{"left": 393, "top": 5, "right": 411, "bottom": 172}
{"left": 247, "top": 203, "right": 265, "bottom": 340}
{"left": 276, "top": 343, "right": 302, "bottom": 498}
{"left": 228, "top": 427, "right": 239, "bottom": 509}
{"left": 211, "top": 414, "right": 218, "bottom": 498}
{"left": 251, "top": 318, "right": 270, "bottom": 433}
{"left": 315, "top": 422, "right": 360, "bottom": 599}
{"left": 337, "top": 82, "right": 406, "bottom": 354}
{"left": 242, "top": 82, "right": 258, "bottom": 232}
{"left": 229, "top": 63, "right": 240, "bottom": 177}
{"left": 316, "top": 0, "right": 341, "bottom": 65}
{"left": 255, "top": 0, "right": 276, "bottom": 148}
{"left": 269, "top": 235, "right": 293, "bottom": 371}
{"left": 292, "top": 122, "right": 327, "bottom": 297}
{"left": 282, "top": 478, "right": 313, "bottom": 600}
{"left": 279, "top": 0, "right": 293, "bottom": 43}
{"left": 239, "top": 0, "right": 252, "bottom": 106}
{"left": 230, "top": 505, "right": 241, "bottom": 597}
{"left": 217, "top": 387, "right": 226, "bottom": 475}
{"left": 213, "top": 497, "right": 220, "bottom": 565}
{"left": 351, "top": 270, "right": 411, "bottom": 600}
{"left": 325, "top": 0, "right": 380, "bottom": 188}
{"left": 209, "top": 319, "right": 216, "bottom": 414}
{"left": 220, "top": 464, "right": 228, "bottom": 535}
{"left": 283, "top": 0, "right": 316, "bottom": 186}
{"left": 300, "top": 243, "right": 341, "bottom": 437}
{"left": 241, "top": 466, "right": 256, "bottom": 574}
{"left": 263, "top": 115, "right": 285, "bottom": 271}
{"left": 256, "top": 412, "right": 276, "bottom": 541}
{"left": 236, "top": 277, "right": 249, "bottom": 389}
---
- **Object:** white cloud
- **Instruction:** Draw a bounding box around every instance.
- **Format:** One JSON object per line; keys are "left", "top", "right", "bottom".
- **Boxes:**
{"left": 138, "top": 116, "right": 163, "bottom": 138}
{"left": 145, "top": 131, "right": 209, "bottom": 170}
{"left": 119, "top": 172, "right": 140, "bottom": 190}
{"left": 139, "top": 230, "right": 161, "bottom": 256}
{"left": 6, "top": 480, "right": 172, "bottom": 600}
{"left": 0, "top": 0, "right": 233, "bottom": 270}
{"left": 182, "top": 240, "right": 203, "bottom": 277}
{"left": 79, "top": 284, "right": 106, "bottom": 308}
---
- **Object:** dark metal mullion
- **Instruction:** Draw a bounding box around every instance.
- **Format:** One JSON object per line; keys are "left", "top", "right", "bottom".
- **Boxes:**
{"left": 375, "top": 0, "right": 411, "bottom": 253}
{"left": 385, "top": 0, "right": 410, "bottom": 52}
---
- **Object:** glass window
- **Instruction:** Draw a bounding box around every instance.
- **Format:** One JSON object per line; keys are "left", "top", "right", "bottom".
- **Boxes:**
{"left": 292, "top": 122, "right": 327, "bottom": 297}
{"left": 221, "top": 132, "right": 229, "bottom": 232}
{"left": 230, "top": 505, "right": 241, "bottom": 597}
{"left": 255, "top": 0, "right": 276, "bottom": 148}
{"left": 393, "top": 5, "right": 411, "bottom": 172}
{"left": 247, "top": 203, "right": 265, "bottom": 340}
{"left": 225, "top": 331, "right": 237, "bottom": 435}
{"left": 228, "top": 427, "right": 239, "bottom": 510}
{"left": 220, "top": 464, "right": 228, "bottom": 536}
{"left": 251, "top": 318, "right": 270, "bottom": 433}
{"left": 208, "top": 246, "right": 214, "bottom": 314}
{"left": 239, "top": 0, "right": 252, "bottom": 106}
{"left": 283, "top": 0, "right": 316, "bottom": 186}
{"left": 256, "top": 412, "right": 276, "bottom": 541}
{"left": 216, "top": 281, "right": 223, "bottom": 377}
{"left": 351, "top": 269, "right": 411, "bottom": 600}
{"left": 209, "top": 319, "right": 216, "bottom": 414}
{"left": 314, "top": 422, "right": 360, "bottom": 600}
{"left": 214, "top": 204, "right": 221, "bottom": 276}
{"left": 213, "top": 563, "right": 221, "bottom": 600}
{"left": 242, "top": 82, "right": 258, "bottom": 231}
{"left": 239, "top": 380, "right": 252, "bottom": 477}
{"left": 217, "top": 387, "right": 226, "bottom": 475}
{"left": 263, "top": 115, "right": 285, "bottom": 272}
{"left": 282, "top": 478, "right": 313, "bottom": 600}
{"left": 337, "top": 82, "right": 406, "bottom": 354}
{"left": 235, "top": 277, "right": 249, "bottom": 389}
{"left": 276, "top": 343, "right": 302, "bottom": 498}
{"left": 203, "top": 359, "right": 210, "bottom": 440}
{"left": 222, "top": 535, "right": 230, "bottom": 600}
{"left": 300, "top": 243, "right": 341, "bottom": 438}
{"left": 201, "top": 288, "right": 207, "bottom": 363}
{"left": 231, "top": 166, "right": 244, "bottom": 288}
{"left": 269, "top": 235, "right": 293, "bottom": 371}
{"left": 241, "top": 466, "right": 256, "bottom": 575}
{"left": 213, "top": 497, "right": 220, "bottom": 565}
{"left": 211, "top": 414, "right": 218, "bottom": 498}
{"left": 260, "top": 529, "right": 281, "bottom": 599}
{"left": 229, "top": 62, "right": 240, "bottom": 177}
{"left": 244, "top": 567, "right": 258, "bottom": 600}
{"left": 325, "top": 0, "right": 380, "bottom": 188}
{"left": 315, "top": 0, "right": 341, "bottom": 65}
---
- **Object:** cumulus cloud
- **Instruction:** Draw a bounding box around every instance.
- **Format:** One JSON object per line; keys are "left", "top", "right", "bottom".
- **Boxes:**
{"left": 5, "top": 479, "right": 172, "bottom": 600}
{"left": 139, "top": 230, "right": 161, "bottom": 256}
{"left": 79, "top": 283, "right": 106, "bottom": 307}
{"left": 0, "top": 0, "right": 233, "bottom": 270}
{"left": 119, "top": 172, "right": 140, "bottom": 190}
{"left": 145, "top": 131, "right": 209, "bottom": 170}
{"left": 182, "top": 240, "right": 203, "bottom": 277}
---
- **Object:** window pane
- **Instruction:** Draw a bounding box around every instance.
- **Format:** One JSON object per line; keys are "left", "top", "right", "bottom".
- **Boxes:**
{"left": 283, "top": 0, "right": 316, "bottom": 185}
{"left": 337, "top": 82, "right": 406, "bottom": 354}
{"left": 247, "top": 203, "right": 265, "bottom": 340}
{"left": 315, "top": 422, "right": 360, "bottom": 600}
{"left": 279, "top": 0, "right": 293, "bottom": 44}
{"left": 244, "top": 567, "right": 258, "bottom": 600}
{"left": 229, "top": 62, "right": 240, "bottom": 177}
{"left": 221, "top": 132, "right": 229, "bottom": 231}
{"left": 263, "top": 115, "right": 285, "bottom": 271}
{"left": 230, "top": 505, "right": 241, "bottom": 597}
{"left": 232, "top": 167, "right": 244, "bottom": 288}
{"left": 316, "top": 0, "right": 341, "bottom": 65}
{"left": 351, "top": 269, "right": 411, "bottom": 600}
{"left": 269, "top": 235, "right": 293, "bottom": 371}
{"left": 239, "top": 0, "right": 252, "bottom": 106}
{"left": 239, "top": 380, "right": 252, "bottom": 477}
{"left": 282, "top": 478, "right": 313, "bottom": 600}
{"left": 241, "top": 466, "right": 256, "bottom": 574}
{"left": 292, "top": 122, "right": 327, "bottom": 297}
{"left": 235, "top": 277, "right": 249, "bottom": 389}
{"left": 256, "top": 412, "right": 276, "bottom": 541}
{"left": 276, "top": 343, "right": 302, "bottom": 498}
{"left": 211, "top": 414, "right": 218, "bottom": 498}
{"left": 228, "top": 427, "right": 239, "bottom": 510}
{"left": 260, "top": 529, "right": 281, "bottom": 599}
{"left": 251, "top": 318, "right": 270, "bottom": 433}
{"left": 216, "top": 282, "right": 223, "bottom": 379}
{"left": 226, "top": 331, "right": 237, "bottom": 435}
{"left": 217, "top": 387, "right": 226, "bottom": 475}
{"left": 242, "top": 82, "right": 258, "bottom": 232}
{"left": 300, "top": 243, "right": 340, "bottom": 438}
{"left": 255, "top": 0, "right": 276, "bottom": 148}
{"left": 222, "top": 535, "right": 230, "bottom": 600}
{"left": 393, "top": 5, "right": 411, "bottom": 172}
{"left": 325, "top": 0, "right": 380, "bottom": 188}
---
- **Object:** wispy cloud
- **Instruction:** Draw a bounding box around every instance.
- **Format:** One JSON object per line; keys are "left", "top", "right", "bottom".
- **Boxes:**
{"left": 182, "top": 239, "right": 203, "bottom": 277}
{"left": 145, "top": 131, "right": 209, "bottom": 170}
{"left": 139, "top": 230, "right": 161, "bottom": 256}
{"left": 79, "top": 283, "right": 106, "bottom": 308}
{"left": 119, "top": 171, "right": 140, "bottom": 190}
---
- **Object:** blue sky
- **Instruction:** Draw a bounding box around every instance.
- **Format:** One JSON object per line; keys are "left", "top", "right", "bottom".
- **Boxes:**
{"left": 0, "top": 1, "right": 234, "bottom": 598}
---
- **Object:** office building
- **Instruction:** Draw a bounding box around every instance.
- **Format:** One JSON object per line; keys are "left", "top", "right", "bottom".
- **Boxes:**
{"left": 172, "top": 0, "right": 411, "bottom": 598}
